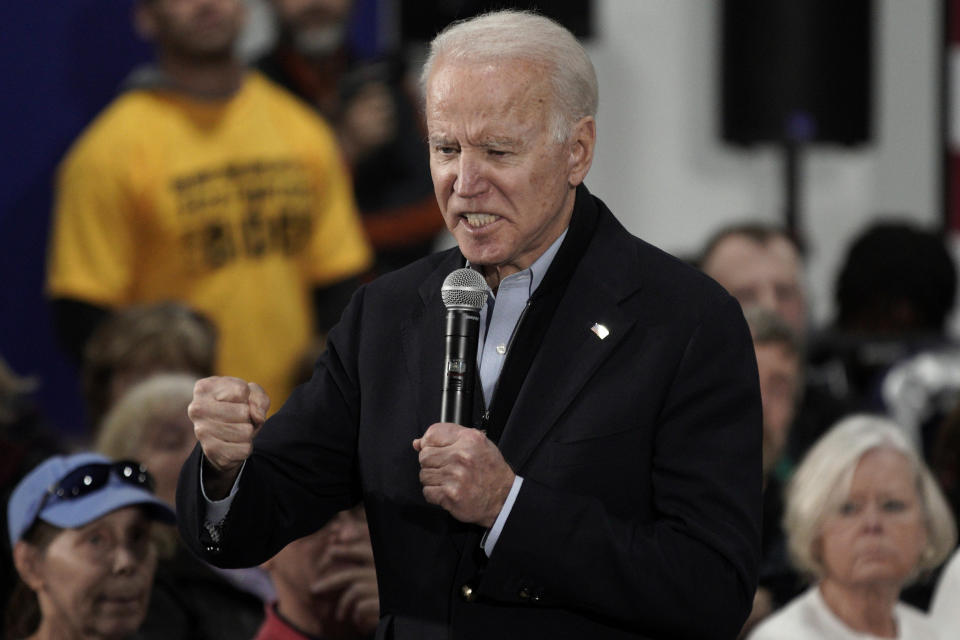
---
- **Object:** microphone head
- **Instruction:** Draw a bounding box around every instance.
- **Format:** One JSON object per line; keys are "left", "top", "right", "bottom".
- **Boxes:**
{"left": 441, "top": 268, "right": 487, "bottom": 310}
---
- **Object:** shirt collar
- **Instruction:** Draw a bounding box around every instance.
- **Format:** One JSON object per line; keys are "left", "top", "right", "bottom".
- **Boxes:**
{"left": 467, "top": 228, "right": 569, "bottom": 299}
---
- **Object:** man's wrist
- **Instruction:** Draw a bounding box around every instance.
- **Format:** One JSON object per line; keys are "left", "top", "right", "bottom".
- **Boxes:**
{"left": 201, "top": 457, "right": 242, "bottom": 501}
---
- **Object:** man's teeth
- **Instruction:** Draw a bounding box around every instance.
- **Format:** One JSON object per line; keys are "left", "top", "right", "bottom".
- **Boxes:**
{"left": 464, "top": 213, "right": 497, "bottom": 227}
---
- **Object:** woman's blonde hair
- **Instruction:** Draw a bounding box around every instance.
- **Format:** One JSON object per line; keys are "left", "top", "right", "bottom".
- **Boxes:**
{"left": 785, "top": 414, "right": 957, "bottom": 581}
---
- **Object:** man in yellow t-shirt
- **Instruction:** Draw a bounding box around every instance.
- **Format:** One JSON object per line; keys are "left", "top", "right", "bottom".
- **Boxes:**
{"left": 47, "top": 0, "right": 373, "bottom": 412}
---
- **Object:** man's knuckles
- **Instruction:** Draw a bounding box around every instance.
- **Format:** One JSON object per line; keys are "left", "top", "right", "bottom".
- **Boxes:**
{"left": 196, "top": 420, "right": 258, "bottom": 444}
{"left": 194, "top": 376, "right": 251, "bottom": 402}
{"left": 460, "top": 428, "right": 487, "bottom": 447}
{"left": 189, "top": 394, "right": 255, "bottom": 424}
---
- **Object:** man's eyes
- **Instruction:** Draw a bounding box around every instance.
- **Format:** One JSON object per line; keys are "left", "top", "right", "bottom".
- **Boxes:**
{"left": 431, "top": 145, "right": 512, "bottom": 157}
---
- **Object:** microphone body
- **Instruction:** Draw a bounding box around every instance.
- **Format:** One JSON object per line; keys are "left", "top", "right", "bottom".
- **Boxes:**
{"left": 441, "top": 307, "right": 480, "bottom": 425}
{"left": 440, "top": 268, "right": 487, "bottom": 426}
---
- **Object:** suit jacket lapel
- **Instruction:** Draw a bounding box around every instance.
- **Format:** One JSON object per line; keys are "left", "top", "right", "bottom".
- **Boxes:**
{"left": 401, "top": 251, "right": 481, "bottom": 555}
{"left": 498, "top": 208, "right": 643, "bottom": 471}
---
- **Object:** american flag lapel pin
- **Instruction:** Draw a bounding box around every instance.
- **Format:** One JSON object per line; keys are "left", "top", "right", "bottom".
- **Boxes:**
{"left": 591, "top": 323, "right": 610, "bottom": 340}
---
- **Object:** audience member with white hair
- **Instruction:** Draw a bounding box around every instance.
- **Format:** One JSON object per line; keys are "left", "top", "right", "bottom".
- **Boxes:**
{"left": 748, "top": 415, "right": 956, "bottom": 639}
{"left": 97, "top": 373, "right": 271, "bottom": 640}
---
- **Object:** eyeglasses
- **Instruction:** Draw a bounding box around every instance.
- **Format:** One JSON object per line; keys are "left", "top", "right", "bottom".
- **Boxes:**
{"left": 45, "top": 460, "right": 156, "bottom": 504}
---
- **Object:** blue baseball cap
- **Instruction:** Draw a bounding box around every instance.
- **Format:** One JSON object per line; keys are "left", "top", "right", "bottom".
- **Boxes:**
{"left": 7, "top": 452, "right": 176, "bottom": 548}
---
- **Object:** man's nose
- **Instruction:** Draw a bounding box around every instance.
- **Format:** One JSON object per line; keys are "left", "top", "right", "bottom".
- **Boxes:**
{"left": 755, "top": 285, "right": 779, "bottom": 315}
{"left": 454, "top": 152, "right": 487, "bottom": 197}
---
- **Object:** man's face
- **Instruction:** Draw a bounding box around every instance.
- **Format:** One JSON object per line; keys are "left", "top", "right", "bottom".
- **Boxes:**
{"left": 270, "top": 0, "right": 352, "bottom": 55}
{"left": 426, "top": 59, "right": 594, "bottom": 283}
{"left": 703, "top": 235, "right": 807, "bottom": 339}
{"left": 271, "top": 0, "right": 352, "bottom": 31}
{"left": 139, "top": 0, "right": 245, "bottom": 62}
{"left": 266, "top": 507, "right": 371, "bottom": 635}
{"left": 754, "top": 341, "right": 800, "bottom": 477}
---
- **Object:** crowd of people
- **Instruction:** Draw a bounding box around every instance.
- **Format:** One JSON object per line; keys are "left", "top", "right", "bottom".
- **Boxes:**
{"left": 3, "top": 2, "right": 960, "bottom": 639}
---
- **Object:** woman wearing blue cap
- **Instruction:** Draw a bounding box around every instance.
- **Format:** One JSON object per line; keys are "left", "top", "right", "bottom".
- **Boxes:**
{"left": 4, "top": 452, "right": 176, "bottom": 640}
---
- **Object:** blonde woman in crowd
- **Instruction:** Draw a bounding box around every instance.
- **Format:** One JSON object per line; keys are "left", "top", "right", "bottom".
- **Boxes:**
{"left": 749, "top": 415, "right": 956, "bottom": 639}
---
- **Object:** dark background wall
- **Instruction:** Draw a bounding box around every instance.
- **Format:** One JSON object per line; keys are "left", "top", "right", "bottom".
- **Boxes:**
{"left": 1, "top": 2, "right": 152, "bottom": 435}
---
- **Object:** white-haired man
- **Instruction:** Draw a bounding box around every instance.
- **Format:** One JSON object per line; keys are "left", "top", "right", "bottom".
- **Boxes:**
{"left": 178, "top": 10, "right": 762, "bottom": 639}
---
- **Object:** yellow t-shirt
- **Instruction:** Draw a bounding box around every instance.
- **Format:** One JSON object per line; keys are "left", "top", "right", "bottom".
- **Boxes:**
{"left": 47, "top": 72, "right": 373, "bottom": 408}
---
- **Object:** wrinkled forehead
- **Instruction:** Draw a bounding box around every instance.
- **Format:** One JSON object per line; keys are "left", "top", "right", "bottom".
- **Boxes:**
{"left": 425, "top": 59, "right": 555, "bottom": 138}
{"left": 710, "top": 235, "right": 801, "bottom": 279}
{"left": 426, "top": 57, "right": 550, "bottom": 104}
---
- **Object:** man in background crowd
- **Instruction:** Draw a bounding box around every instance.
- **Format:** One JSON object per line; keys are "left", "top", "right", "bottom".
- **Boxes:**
{"left": 738, "top": 308, "right": 804, "bottom": 637}
{"left": 258, "top": 0, "right": 445, "bottom": 274}
{"left": 257, "top": 506, "right": 378, "bottom": 640}
{"left": 46, "top": 0, "right": 372, "bottom": 411}
{"left": 700, "top": 223, "right": 848, "bottom": 468}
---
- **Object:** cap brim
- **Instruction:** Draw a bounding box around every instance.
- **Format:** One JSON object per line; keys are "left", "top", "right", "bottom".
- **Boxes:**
{"left": 40, "top": 485, "right": 176, "bottom": 530}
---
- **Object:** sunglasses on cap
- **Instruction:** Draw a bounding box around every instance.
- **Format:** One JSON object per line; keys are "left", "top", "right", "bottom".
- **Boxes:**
{"left": 42, "top": 460, "right": 156, "bottom": 507}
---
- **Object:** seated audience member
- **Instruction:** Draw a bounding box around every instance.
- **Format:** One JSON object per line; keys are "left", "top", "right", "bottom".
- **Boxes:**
{"left": 699, "top": 224, "right": 806, "bottom": 339}
{"left": 932, "top": 401, "right": 960, "bottom": 529}
{"left": 96, "top": 373, "right": 200, "bottom": 508}
{"left": 82, "top": 302, "right": 216, "bottom": 434}
{"left": 257, "top": 505, "right": 378, "bottom": 640}
{"left": 0, "top": 356, "right": 65, "bottom": 621}
{"left": 96, "top": 373, "right": 269, "bottom": 640}
{"left": 4, "top": 453, "right": 175, "bottom": 640}
{"left": 748, "top": 415, "right": 957, "bottom": 640}
{"left": 747, "top": 308, "right": 803, "bottom": 486}
{"left": 929, "top": 547, "right": 960, "bottom": 637}
{"left": 699, "top": 223, "right": 848, "bottom": 472}
{"left": 816, "top": 221, "right": 957, "bottom": 427}
{"left": 738, "top": 308, "right": 804, "bottom": 637}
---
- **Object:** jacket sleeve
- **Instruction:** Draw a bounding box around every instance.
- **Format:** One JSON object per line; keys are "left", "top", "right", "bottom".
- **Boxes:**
{"left": 476, "top": 295, "right": 763, "bottom": 639}
{"left": 176, "top": 285, "right": 368, "bottom": 568}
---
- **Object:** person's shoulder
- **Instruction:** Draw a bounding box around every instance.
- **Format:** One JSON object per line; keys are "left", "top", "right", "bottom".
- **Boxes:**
{"left": 594, "top": 202, "right": 737, "bottom": 329}
{"left": 746, "top": 587, "right": 821, "bottom": 640}
{"left": 246, "top": 71, "right": 335, "bottom": 134}
{"left": 894, "top": 601, "right": 942, "bottom": 639}
{"left": 634, "top": 234, "right": 726, "bottom": 300}
{"left": 58, "top": 89, "right": 157, "bottom": 171}
{"left": 364, "top": 249, "right": 454, "bottom": 301}
{"left": 931, "top": 549, "right": 960, "bottom": 619}
{"left": 594, "top": 195, "right": 729, "bottom": 303}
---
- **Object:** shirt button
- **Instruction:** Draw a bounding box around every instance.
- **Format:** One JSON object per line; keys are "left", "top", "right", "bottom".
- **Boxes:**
{"left": 461, "top": 583, "right": 477, "bottom": 602}
{"left": 496, "top": 344, "right": 506, "bottom": 355}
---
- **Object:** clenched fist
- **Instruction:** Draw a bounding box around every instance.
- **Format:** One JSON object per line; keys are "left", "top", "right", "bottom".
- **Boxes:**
{"left": 413, "top": 423, "right": 515, "bottom": 528}
{"left": 188, "top": 376, "right": 270, "bottom": 499}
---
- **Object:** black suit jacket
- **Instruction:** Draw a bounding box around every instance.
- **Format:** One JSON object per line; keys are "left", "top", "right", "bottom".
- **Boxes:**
{"left": 178, "top": 187, "right": 762, "bottom": 639}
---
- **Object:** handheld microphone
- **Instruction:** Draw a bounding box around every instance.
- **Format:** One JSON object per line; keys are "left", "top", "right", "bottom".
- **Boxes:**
{"left": 439, "top": 268, "right": 487, "bottom": 426}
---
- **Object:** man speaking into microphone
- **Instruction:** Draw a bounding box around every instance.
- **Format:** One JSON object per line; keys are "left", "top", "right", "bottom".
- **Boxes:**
{"left": 177, "top": 10, "right": 762, "bottom": 639}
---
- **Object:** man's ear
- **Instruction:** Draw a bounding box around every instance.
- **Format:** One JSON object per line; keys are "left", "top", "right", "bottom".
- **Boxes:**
{"left": 566, "top": 115, "right": 596, "bottom": 188}
{"left": 13, "top": 541, "right": 45, "bottom": 592}
{"left": 133, "top": 1, "right": 159, "bottom": 42}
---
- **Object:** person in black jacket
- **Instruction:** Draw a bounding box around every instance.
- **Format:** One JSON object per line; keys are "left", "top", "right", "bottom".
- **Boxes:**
{"left": 178, "top": 10, "right": 763, "bottom": 639}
